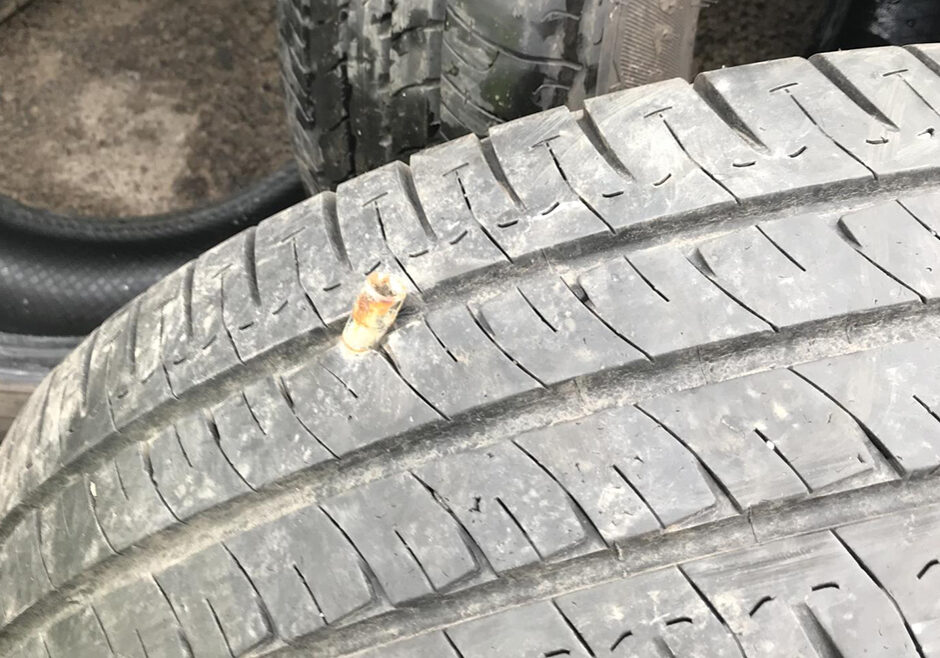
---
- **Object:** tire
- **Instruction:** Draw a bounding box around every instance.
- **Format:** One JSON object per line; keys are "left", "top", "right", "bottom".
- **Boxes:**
{"left": 0, "top": 164, "right": 307, "bottom": 338}
{"left": 279, "top": 0, "right": 701, "bottom": 192}
{"left": 2, "top": 44, "right": 940, "bottom": 656}
{"left": 0, "top": 333, "right": 72, "bottom": 438}
{"left": 838, "top": 0, "right": 940, "bottom": 48}
{"left": 0, "top": 165, "right": 307, "bottom": 437}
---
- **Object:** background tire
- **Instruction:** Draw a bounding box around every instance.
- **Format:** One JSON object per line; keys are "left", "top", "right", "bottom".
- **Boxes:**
{"left": 279, "top": 0, "right": 702, "bottom": 192}
{"left": 0, "top": 165, "right": 306, "bottom": 437}
{"left": 838, "top": 0, "right": 940, "bottom": 48}
{"left": 3, "top": 44, "right": 940, "bottom": 656}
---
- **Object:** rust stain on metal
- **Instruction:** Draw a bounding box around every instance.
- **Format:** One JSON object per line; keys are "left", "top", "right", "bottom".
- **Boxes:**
{"left": 341, "top": 271, "right": 408, "bottom": 353}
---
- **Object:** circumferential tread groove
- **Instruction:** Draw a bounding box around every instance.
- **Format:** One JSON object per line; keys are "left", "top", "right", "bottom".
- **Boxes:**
{"left": 5, "top": 45, "right": 940, "bottom": 657}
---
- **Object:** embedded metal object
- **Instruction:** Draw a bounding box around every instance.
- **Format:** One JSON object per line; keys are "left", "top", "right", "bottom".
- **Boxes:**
{"left": 341, "top": 272, "right": 408, "bottom": 353}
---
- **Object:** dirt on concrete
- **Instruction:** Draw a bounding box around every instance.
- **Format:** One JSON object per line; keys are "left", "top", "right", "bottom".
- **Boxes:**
{"left": 0, "top": 0, "right": 292, "bottom": 217}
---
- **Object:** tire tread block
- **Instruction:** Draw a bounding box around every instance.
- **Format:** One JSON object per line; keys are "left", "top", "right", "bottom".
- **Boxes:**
{"left": 641, "top": 369, "right": 879, "bottom": 509}
{"left": 577, "top": 247, "right": 770, "bottom": 357}
{"left": 156, "top": 544, "right": 270, "bottom": 657}
{"left": 226, "top": 506, "right": 376, "bottom": 639}
{"left": 89, "top": 443, "right": 177, "bottom": 551}
{"left": 322, "top": 472, "right": 479, "bottom": 604}
{"left": 284, "top": 345, "right": 440, "bottom": 456}
{"left": 685, "top": 532, "right": 920, "bottom": 657}
{"left": 795, "top": 340, "right": 940, "bottom": 474}
{"left": 384, "top": 305, "right": 539, "bottom": 418}
{"left": 416, "top": 442, "right": 591, "bottom": 573}
{"left": 213, "top": 377, "right": 334, "bottom": 489}
{"left": 149, "top": 414, "right": 250, "bottom": 520}
{"left": 837, "top": 505, "right": 940, "bottom": 657}
{"left": 0, "top": 511, "right": 52, "bottom": 627}
{"left": 515, "top": 406, "right": 722, "bottom": 541}
{"left": 697, "top": 214, "right": 917, "bottom": 328}
{"left": 810, "top": 46, "right": 940, "bottom": 176}
{"left": 478, "top": 276, "right": 643, "bottom": 384}
{"left": 838, "top": 200, "right": 940, "bottom": 299}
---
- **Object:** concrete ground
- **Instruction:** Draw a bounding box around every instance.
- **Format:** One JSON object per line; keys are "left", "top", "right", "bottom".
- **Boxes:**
{"left": 0, "top": 0, "right": 292, "bottom": 217}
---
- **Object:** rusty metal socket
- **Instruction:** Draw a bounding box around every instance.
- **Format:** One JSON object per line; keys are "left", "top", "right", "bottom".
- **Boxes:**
{"left": 341, "top": 272, "right": 408, "bottom": 353}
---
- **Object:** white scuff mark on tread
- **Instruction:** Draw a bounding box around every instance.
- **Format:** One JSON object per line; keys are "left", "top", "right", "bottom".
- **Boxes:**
{"left": 89, "top": 482, "right": 97, "bottom": 498}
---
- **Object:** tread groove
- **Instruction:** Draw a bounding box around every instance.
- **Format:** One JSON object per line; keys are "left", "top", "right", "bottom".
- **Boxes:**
{"left": 809, "top": 56, "right": 900, "bottom": 130}
{"left": 206, "top": 412, "right": 258, "bottom": 493}
{"left": 753, "top": 428, "right": 812, "bottom": 493}
{"left": 610, "top": 462, "right": 664, "bottom": 527}
{"left": 567, "top": 280, "right": 656, "bottom": 362}
{"left": 243, "top": 228, "right": 262, "bottom": 307}
{"left": 550, "top": 599, "right": 597, "bottom": 657}
{"left": 788, "top": 368, "right": 907, "bottom": 477}
{"left": 898, "top": 199, "right": 940, "bottom": 240}
{"left": 151, "top": 575, "right": 195, "bottom": 658}
{"left": 513, "top": 442, "right": 609, "bottom": 547}
{"left": 660, "top": 117, "right": 739, "bottom": 203}
{"left": 205, "top": 597, "right": 236, "bottom": 658}
{"left": 377, "top": 347, "right": 450, "bottom": 421}
{"left": 684, "top": 251, "right": 779, "bottom": 332}
{"left": 293, "top": 563, "right": 327, "bottom": 623}
{"left": 479, "top": 138, "right": 524, "bottom": 209}
{"left": 411, "top": 472, "right": 497, "bottom": 579}
{"left": 494, "top": 496, "right": 543, "bottom": 559}
{"left": 835, "top": 219, "right": 928, "bottom": 303}
{"left": 678, "top": 566, "right": 750, "bottom": 656}
{"left": 575, "top": 112, "right": 634, "bottom": 180}
{"left": 634, "top": 405, "right": 743, "bottom": 514}
{"left": 90, "top": 605, "right": 116, "bottom": 656}
{"left": 222, "top": 543, "right": 276, "bottom": 638}
{"left": 754, "top": 224, "right": 807, "bottom": 272}
{"left": 465, "top": 303, "right": 546, "bottom": 387}
{"left": 788, "top": 93, "right": 880, "bottom": 180}
{"left": 831, "top": 531, "right": 928, "bottom": 658}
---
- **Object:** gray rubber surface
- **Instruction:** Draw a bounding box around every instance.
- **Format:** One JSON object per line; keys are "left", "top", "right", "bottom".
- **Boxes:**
{"left": 3, "top": 44, "right": 940, "bottom": 656}
{"left": 278, "top": 0, "right": 700, "bottom": 192}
